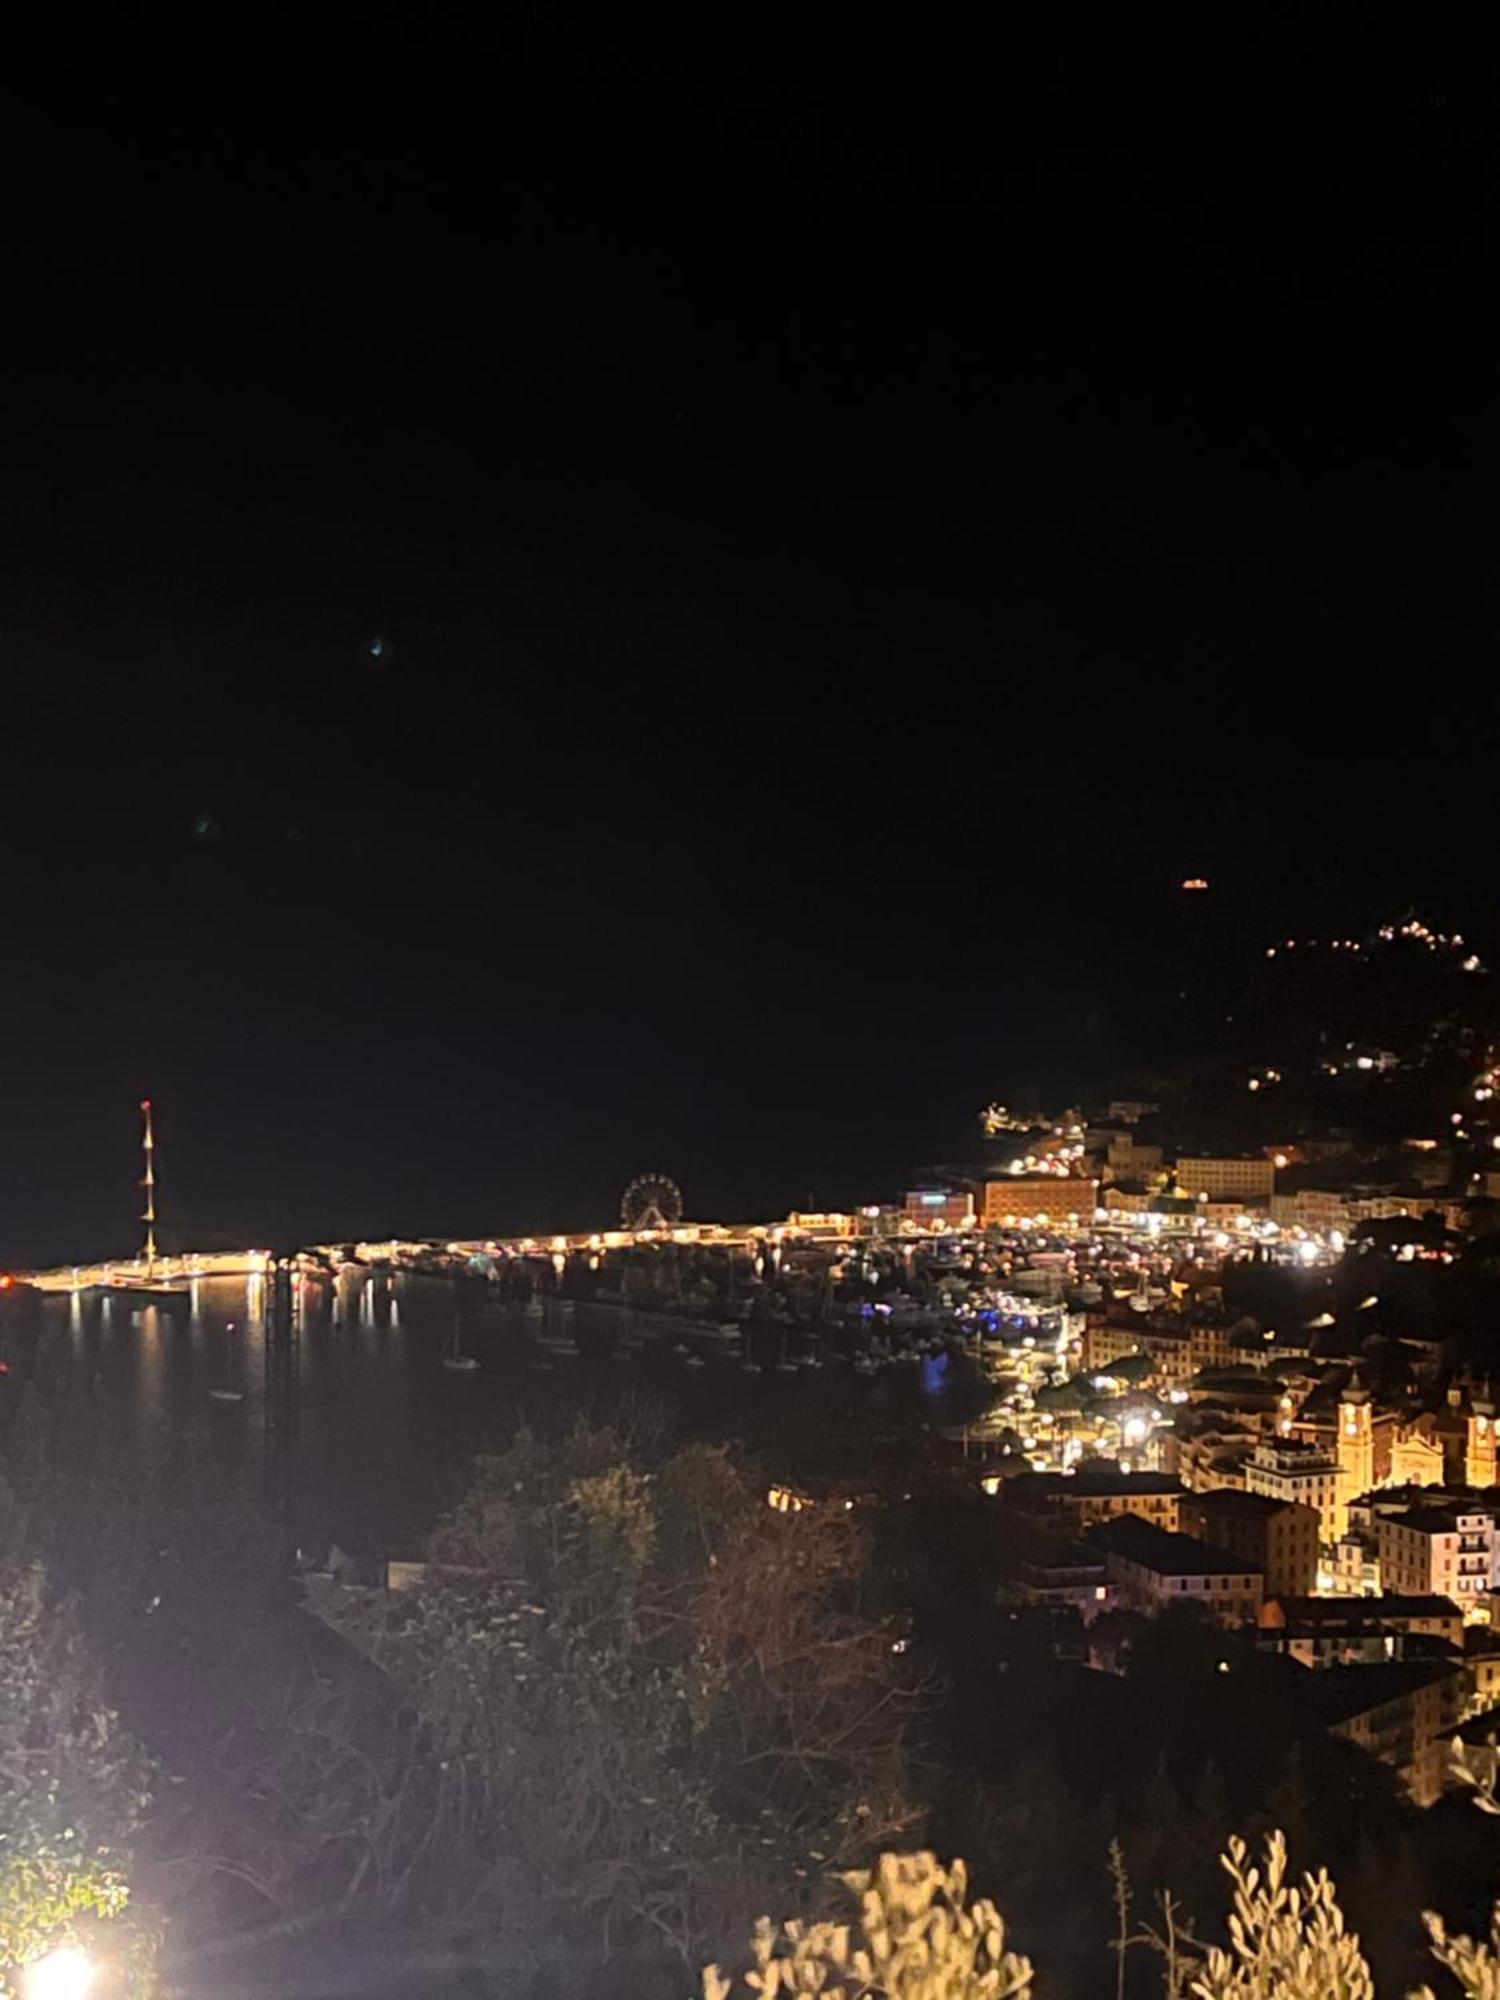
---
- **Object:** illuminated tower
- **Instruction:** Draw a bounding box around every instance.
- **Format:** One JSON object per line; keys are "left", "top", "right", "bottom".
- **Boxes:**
{"left": 1469, "top": 1383, "right": 1497, "bottom": 1491}
{"left": 1337, "top": 1372, "right": 1374, "bottom": 1536}
{"left": 141, "top": 1098, "right": 157, "bottom": 1271}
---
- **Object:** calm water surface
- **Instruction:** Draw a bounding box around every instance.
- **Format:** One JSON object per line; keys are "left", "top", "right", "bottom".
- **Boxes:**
{"left": 24, "top": 1274, "right": 983, "bottom": 1557}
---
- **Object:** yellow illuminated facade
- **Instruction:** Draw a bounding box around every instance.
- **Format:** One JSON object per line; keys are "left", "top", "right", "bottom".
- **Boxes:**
{"left": 1175, "top": 1156, "right": 1275, "bottom": 1201}
{"left": 981, "top": 1177, "right": 1098, "bottom": 1226}
{"left": 1469, "top": 1398, "right": 1498, "bottom": 1488}
{"left": 1336, "top": 1382, "right": 1375, "bottom": 1537}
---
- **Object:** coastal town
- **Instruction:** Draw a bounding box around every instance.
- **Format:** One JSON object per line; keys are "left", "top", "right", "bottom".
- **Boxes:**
{"left": 14, "top": 937, "right": 1500, "bottom": 1847}
{"left": 204, "top": 1055, "right": 1494, "bottom": 1828}
{"left": 8, "top": 33, "right": 1499, "bottom": 1996}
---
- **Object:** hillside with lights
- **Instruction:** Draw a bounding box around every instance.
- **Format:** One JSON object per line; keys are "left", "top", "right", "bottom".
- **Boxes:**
{"left": 1135, "top": 909, "right": 1499, "bottom": 1162}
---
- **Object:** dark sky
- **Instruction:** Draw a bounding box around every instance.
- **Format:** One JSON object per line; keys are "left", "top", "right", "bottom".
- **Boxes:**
{"left": 1, "top": 34, "right": 1493, "bottom": 1262}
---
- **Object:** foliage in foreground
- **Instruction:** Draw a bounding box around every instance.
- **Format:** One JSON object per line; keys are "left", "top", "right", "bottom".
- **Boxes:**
{"left": 706, "top": 1829, "right": 1500, "bottom": 2000}
{"left": 0, "top": 1558, "right": 157, "bottom": 1997}
{"left": 312, "top": 1421, "right": 923, "bottom": 1984}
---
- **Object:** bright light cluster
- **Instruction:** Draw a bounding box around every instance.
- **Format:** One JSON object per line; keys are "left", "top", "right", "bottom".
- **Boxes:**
{"left": 980, "top": 1102, "right": 1032, "bottom": 1137}
{"left": 1004, "top": 1147, "right": 1084, "bottom": 1177}
{"left": 1265, "top": 918, "right": 1487, "bottom": 973}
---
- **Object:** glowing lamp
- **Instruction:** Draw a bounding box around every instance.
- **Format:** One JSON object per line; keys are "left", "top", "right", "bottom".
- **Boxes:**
{"left": 23, "top": 1950, "right": 95, "bottom": 2000}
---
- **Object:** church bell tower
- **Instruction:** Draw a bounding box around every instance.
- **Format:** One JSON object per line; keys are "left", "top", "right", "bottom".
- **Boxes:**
{"left": 1468, "top": 1383, "right": 1497, "bottom": 1490}
{"left": 1337, "top": 1372, "right": 1374, "bottom": 1537}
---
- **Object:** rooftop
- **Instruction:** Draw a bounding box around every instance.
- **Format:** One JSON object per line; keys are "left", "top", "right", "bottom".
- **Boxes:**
{"left": 1189, "top": 1489, "right": 1312, "bottom": 1522}
{"left": 1382, "top": 1508, "right": 1471, "bottom": 1536}
{"left": 1087, "top": 1514, "right": 1262, "bottom": 1578}
{"left": 1007, "top": 1466, "right": 1183, "bottom": 1502}
{"left": 1252, "top": 1437, "right": 1340, "bottom": 1465}
{"left": 1353, "top": 1483, "right": 1485, "bottom": 1513}
{"left": 1293, "top": 1659, "right": 1460, "bottom": 1729}
{"left": 1265, "top": 1594, "right": 1462, "bottom": 1626}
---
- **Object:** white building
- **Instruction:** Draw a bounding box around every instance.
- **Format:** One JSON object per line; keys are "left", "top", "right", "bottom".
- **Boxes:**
{"left": 1245, "top": 1438, "right": 1343, "bottom": 1540}
{"left": 1376, "top": 1507, "right": 1497, "bottom": 1607}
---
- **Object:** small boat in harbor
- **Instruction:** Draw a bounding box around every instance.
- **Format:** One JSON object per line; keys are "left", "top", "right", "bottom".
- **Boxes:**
{"left": 103, "top": 1274, "right": 190, "bottom": 1306}
{"left": 443, "top": 1298, "right": 480, "bottom": 1373}
{"left": 208, "top": 1320, "right": 244, "bottom": 1405}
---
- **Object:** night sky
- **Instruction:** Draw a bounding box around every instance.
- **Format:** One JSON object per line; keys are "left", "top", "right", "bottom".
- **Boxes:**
{"left": 1, "top": 37, "right": 1493, "bottom": 1262}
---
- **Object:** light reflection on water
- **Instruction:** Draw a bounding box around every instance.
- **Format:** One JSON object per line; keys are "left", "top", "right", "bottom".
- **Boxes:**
{"left": 18, "top": 1277, "right": 745, "bottom": 1554}
{"left": 16, "top": 1275, "right": 987, "bottom": 1559}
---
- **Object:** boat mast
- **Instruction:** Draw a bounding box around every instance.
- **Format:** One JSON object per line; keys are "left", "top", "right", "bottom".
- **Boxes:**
{"left": 141, "top": 1098, "right": 157, "bottom": 1272}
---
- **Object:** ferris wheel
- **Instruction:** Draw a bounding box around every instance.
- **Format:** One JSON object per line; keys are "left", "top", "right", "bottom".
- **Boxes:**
{"left": 621, "top": 1173, "right": 685, "bottom": 1231}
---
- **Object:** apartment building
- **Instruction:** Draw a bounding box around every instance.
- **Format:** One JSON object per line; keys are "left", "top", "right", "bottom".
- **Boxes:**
{"left": 1087, "top": 1514, "right": 1263, "bottom": 1627}
{"left": 1180, "top": 1490, "right": 1320, "bottom": 1599}
{"left": 1377, "top": 1507, "right": 1497, "bottom": 1606}
{"left": 1245, "top": 1438, "right": 1343, "bottom": 1539}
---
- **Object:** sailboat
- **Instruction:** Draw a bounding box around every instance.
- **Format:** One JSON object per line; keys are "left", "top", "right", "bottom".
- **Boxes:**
{"left": 443, "top": 1294, "right": 480, "bottom": 1373}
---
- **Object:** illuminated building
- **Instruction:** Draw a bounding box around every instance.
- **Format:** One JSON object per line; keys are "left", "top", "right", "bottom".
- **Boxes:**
{"left": 1180, "top": 1489, "right": 1320, "bottom": 1599}
{"left": 1388, "top": 1419, "right": 1446, "bottom": 1489}
{"left": 1174, "top": 1156, "right": 1275, "bottom": 1201}
{"left": 784, "top": 1212, "right": 861, "bottom": 1239}
{"left": 1326, "top": 1530, "right": 1382, "bottom": 1596}
{"left": 1087, "top": 1515, "right": 1263, "bottom": 1627}
{"left": 1377, "top": 1506, "right": 1497, "bottom": 1605}
{"left": 1469, "top": 1387, "right": 1498, "bottom": 1488}
{"left": 1246, "top": 1438, "right": 1343, "bottom": 1540}
{"left": 1104, "top": 1136, "right": 1164, "bottom": 1181}
{"left": 1102, "top": 1186, "right": 1151, "bottom": 1215}
{"left": 902, "top": 1188, "right": 975, "bottom": 1229}
{"left": 1168, "top": 1428, "right": 1255, "bottom": 1494}
{"left": 1258, "top": 1594, "right": 1463, "bottom": 1658}
{"left": 1270, "top": 1189, "right": 1344, "bottom": 1233}
{"left": 1081, "top": 1312, "right": 1233, "bottom": 1384}
{"left": 979, "top": 1177, "right": 1098, "bottom": 1226}
{"left": 1336, "top": 1378, "right": 1375, "bottom": 1538}
{"left": 1466, "top": 1640, "right": 1500, "bottom": 1715}
{"left": 1014, "top": 1545, "right": 1116, "bottom": 1622}
{"left": 1298, "top": 1660, "right": 1464, "bottom": 1806}
{"left": 1272, "top": 1186, "right": 1434, "bottom": 1235}
{"left": 1002, "top": 1466, "right": 1183, "bottom": 1534}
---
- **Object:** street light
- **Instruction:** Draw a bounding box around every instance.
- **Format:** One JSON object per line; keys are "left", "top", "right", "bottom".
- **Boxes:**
{"left": 22, "top": 1948, "right": 96, "bottom": 2000}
